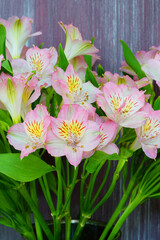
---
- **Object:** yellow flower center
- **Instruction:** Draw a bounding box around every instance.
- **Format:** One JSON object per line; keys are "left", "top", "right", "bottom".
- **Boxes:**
{"left": 29, "top": 54, "right": 44, "bottom": 72}
{"left": 58, "top": 120, "right": 86, "bottom": 143}
{"left": 25, "top": 120, "right": 44, "bottom": 138}
{"left": 122, "top": 97, "right": 138, "bottom": 116}
{"left": 67, "top": 75, "right": 81, "bottom": 93}
{"left": 110, "top": 94, "right": 123, "bottom": 112}
{"left": 142, "top": 118, "right": 160, "bottom": 139}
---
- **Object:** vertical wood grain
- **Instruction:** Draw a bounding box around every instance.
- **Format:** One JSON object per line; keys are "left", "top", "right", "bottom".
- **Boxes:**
{"left": 0, "top": 0, "right": 160, "bottom": 239}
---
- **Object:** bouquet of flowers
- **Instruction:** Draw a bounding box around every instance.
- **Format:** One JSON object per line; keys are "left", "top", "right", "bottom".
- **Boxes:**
{"left": 0, "top": 15, "right": 159, "bottom": 240}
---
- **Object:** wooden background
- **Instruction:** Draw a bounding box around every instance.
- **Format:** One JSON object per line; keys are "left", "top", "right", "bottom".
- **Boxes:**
{"left": 0, "top": 0, "right": 160, "bottom": 239}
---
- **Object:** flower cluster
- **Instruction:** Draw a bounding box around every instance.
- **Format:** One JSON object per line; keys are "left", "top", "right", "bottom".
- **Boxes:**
{"left": 0, "top": 16, "right": 160, "bottom": 240}
{"left": 0, "top": 16, "right": 159, "bottom": 168}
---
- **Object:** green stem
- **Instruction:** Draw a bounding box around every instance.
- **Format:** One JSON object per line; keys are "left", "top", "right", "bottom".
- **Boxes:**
{"left": 55, "top": 157, "right": 63, "bottom": 214}
{"left": 18, "top": 184, "right": 54, "bottom": 240}
{"left": 83, "top": 160, "right": 106, "bottom": 211}
{"left": 106, "top": 195, "right": 142, "bottom": 240}
{"left": 91, "top": 160, "right": 111, "bottom": 207}
{"left": 62, "top": 166, "right": 79, "bottom": 213}
{"left": 63, "top": 166, "right": 79, "bottom": 240}
{"left": 90, "top": 158, "right": 126, "bottom": 215}
{"left": 66, "top": 160, "right": 70, "bottom": 186}
{"left": 65, "top": 187, "right": 71, "bottom": 240}
{"left": 43, "top": 175, "right": 56, "bottom": 216}
{"left": 80, "top": 159, "right": 89, "bottom": 214}
{"left": 99, "top": 157, "right": 146, "bottom": 240}
{"left": 54, "top": 157, "right": 63, "bottom": 240}
{"left": 30, "top": 181, "right": 43, "bottom": 240}
{"left": 72, "top": 216, "right": 89, "bottom": 240}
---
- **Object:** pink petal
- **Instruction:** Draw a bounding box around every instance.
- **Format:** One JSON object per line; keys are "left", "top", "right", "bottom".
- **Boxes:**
{"left": 100, "top": 143, "right": 119, "bottom": 155}
{"left": 120, "top": 111, "right": 147, "bottom": 128}
{"left": 45, "top": 130, "right": 65, "bottom": 157}
{"left": 80, "top": 120, "right": 100, "bottom": 151}
{"left": 7, "top": 123, "right": 27, "bottom": 150}
{"left": 65, "top": 146, "right": 83, "bottom": 167}
{"left": 141, "top": 143, "right": 157, "bottom": 159}
{"left": 142, "top": 59, "right": 160, "bottom": 81}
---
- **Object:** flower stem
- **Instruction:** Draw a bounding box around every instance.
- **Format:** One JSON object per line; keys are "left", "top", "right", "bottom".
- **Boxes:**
{"left": 72, "top": 215, "right": 90, "bottom": 240}
{"left": 91, "top": 160, "right": 111, "bottom": 206}
{"left": 99, "top": 157, "right": 146, "bottom": 240}
{"left": 106, "top": 195, "right": 142, "bottom": 240}
{"left": 30, "top": 181, "right": 43, "bottom": 240}
{"left": 90, "top": 158, "right": 126, "bottom": 215}
{"left": 54, "top": 157, "right": 63, "bottom": 240}
{"left": 18, "top": 184, "right": 54, "bottom": 240}
{"left": 63, "top": 166, "right": 79, "bottom": 240}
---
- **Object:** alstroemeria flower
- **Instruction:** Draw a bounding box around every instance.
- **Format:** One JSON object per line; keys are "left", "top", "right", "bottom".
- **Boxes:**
{"left": 97, "top": 82, "right": 147, "bottom": 128}
{"left": 12, "top": 46, "right": 58, "bottom": 87}
{"left": 120, "top": 50, "right": 153, "bottom": 78}
{"left": 0, "top": 72, "right": 40, "bottom": 123}
{"left": 69, "top": 55, "right": 88, "bottom": 82}
{"left": 20, "top": 74, "right": 41, "bottom": 119}
{"left": 140, "top": 46, "right": 160, "bottom": 86}
{"left": 131, "top": 103, "right": 160, "bottom": 159}
{"left": 0, "top": 16, "right": 42, "bottom": 59}
{"left": 52, "top": 64, "right": 100, "bottom": 117}
{"left": 59, "top": 22, "right": 99, "bottom": 61}
{"left": 45, "top": 104, "right": 100, "bottom": 167}
{"left": 96, "top": 71, "right": 149, "bottom": 90}
{"left": 120, "top": 48, "right": 160, "bottom": 86}
{"left": 83, "top": 115, "right": 119, "bottom": 159}
{"left": 7, "top": 105, "right": 51, "bottom": 159}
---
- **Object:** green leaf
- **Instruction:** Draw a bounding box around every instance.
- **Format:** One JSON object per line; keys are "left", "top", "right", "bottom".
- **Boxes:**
{"left": 0, "top": 109, "right": 12, "bottom": 126}
{"left": 0, "top": 153, "right": 54, "bottom": 182}
{"left": 58, "top": 43, "right": 69, "bottom": 71}
{"left": 84, "top": 55, "right": 92, "bottom": 69}
{"left": 0, "top": 121, "right": 10, "bottom": 132}
{"left": 97, "top": 64, "right": 105, "bottom": 77}
{"left": 86, "top": 151, "right": 122, "bottom": 173}
{"left": 120, "top": 40, "right": 146, "bottom": 79}
{"left": 0, "top": 139, "right": 7, "bottom": 153}
{"left": 0, "top": 109, "right": 12, "bottom": 132}
{"left": 90, "top": 36, "right": 95, "bottom": 44}
{"left": 1, "top": 60, "right": 13, "bottom": 76}
{"left": 0, "top": 24, "right": 6, "bottom": 58}
{"left": 85, "top": 67, "right": 99, "bottom": 87}
{"left": 153, "top": 96, "right": 160, "bottom": 110}
{"left": 38, "top": 43, "right": 44, "bottom": 49}
{"left": 122, "top": 161, "right": 128, "bottom": 192}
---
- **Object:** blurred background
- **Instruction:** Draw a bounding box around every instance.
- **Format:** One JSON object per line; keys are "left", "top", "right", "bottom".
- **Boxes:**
{"left": 0, "top": 0, "right": 160, "bottom": 239}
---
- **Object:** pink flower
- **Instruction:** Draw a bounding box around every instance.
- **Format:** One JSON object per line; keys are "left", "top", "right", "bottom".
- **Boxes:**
{"left": 0, "top": 16, "right": 41, "bottom": 59}
{"left": 59, "top": 22, "right": 99, "bottom": 61}
{"left": 120, "top": 50, "right": 153, "bottom": 78}
{"left": 69, "top": 55, "right": 88, "bottom": 82}
{"left": 0, "top": 72, "right": 40, "bottom": 123}
{"left": 140, "top": 47, "right": 160, "bottom": 86}
{"left": 52, "top": 64, "right": 100, "bottom": 117}
{"left": 97, "top": 82, "right": 147, "bottom": 128}
{"left": 83, "top": 115, "right": 119, "bottom": 158}
{"left": 98, "top": 71, "right": 149, "bottom": 89}
{"left": 120, "top": 48, "right": 160, "bottom": 86}
{"left": 12, "top": 46, "right": 58, "bottom": 87}
{"left": 131, "top": 103, "right": 160, "bottom": 159}
{"left": 7, "top": 105, "right": 51, "bottom": 159}
{"left": 45, "top": 104, "right": 100, "bottom": 167}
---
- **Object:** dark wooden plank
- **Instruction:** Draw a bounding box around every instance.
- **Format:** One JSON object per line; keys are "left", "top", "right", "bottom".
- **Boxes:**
{"left": 0, "top": 0, "right": 160, "bottom": 239}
